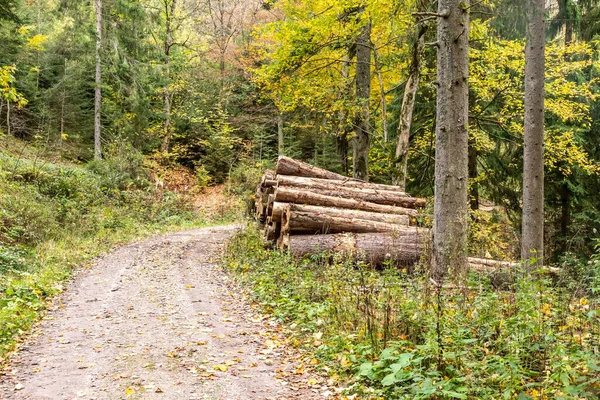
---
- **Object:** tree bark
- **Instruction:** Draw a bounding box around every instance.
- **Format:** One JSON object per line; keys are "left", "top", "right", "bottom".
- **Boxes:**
{"left": 393, "top": 27, "right": 426, "bottom": 189}
{"left": 521, "top": 0, "right": 545, "bottom": 267}
{"left": 276, "top": 156, "right": 350, "bottom": 180}
{"left": 468, "top": 138, "right": 479, "bottom": 210}
{"left": 353, "top": 20, "right": 371, "bottom": 181}
{"left": 273, "top": 187, "right": 420, "bottom": 216}
{"left": 275, "top": 186, "right": 426, "bottom": 209}
{"left": 94, "top": 0, "right": 102, "bottom": 160}
{"left": 373, "top": 46, "right": 388, "bottom": 142}
{"left": 276, "top": 175, "right": 406, "bottom": 194}
{"left": 432, "top": 0, "right": 470, "bottom": 281}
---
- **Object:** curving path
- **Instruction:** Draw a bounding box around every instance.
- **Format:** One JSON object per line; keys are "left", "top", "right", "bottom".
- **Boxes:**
{"left": 0, "top": 226, "right": 321, "bottom": 400}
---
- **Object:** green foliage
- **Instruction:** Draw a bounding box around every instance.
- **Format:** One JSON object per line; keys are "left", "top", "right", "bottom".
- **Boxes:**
{"left": 0, "top": 145, "right": 211, "bottom": 358}
{"left": 226, "top": 226, "right": 600, "bottom": 399}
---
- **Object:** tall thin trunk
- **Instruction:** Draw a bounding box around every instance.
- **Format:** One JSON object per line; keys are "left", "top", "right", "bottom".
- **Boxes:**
{"left": 277, "top": 112, "right": 284, "bottom": 156}
{"left": 353, "top": 20, "right": 371, "bottom": 181}
{"left": 337, "top": 54, "right": 351, "bottom": 175}
{"left": 94, "top": 0, "right": 102, "bottom": 160}
{"left": 560, "top": 181, "right": 571, "bottom": 253}
{"left": 393, "top": 27, "right": 426, "bottom": 188}
{"left": 432, "top": 1, "right": 470, "bottom": 282}
{"left": 372, "top": 47, "right": 388, "bottom": 142}
{"left": 161, "top": 0, "right": 177, "bottom": 154}
{"left": 521, "top": 0, "right": 545, "bottom": 267}
{"left": 468, "top": 138, "right": 479, "bottom": 210}
{"left": 60, "top": 58, "right": 66, "bottom": 138}
{"left": 6, "top": 101, "right": 10, "bottom": 137}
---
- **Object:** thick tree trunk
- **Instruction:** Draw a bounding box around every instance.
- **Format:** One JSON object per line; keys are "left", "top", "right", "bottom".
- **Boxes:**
{"left": 277, "top": 112, "right": 284, "bottom": 156}
{"left": 276, "top": 175, "right": 406, "bottom": 194}
{"left": 521, "top": 0, "right": 545, "bottom": 267}
{"left": 432, "top": 0, "right": 470, "bottom": 281}
{"left": 94, "top": 0, "right": 102, "bottom": 160}
{"left": 468, "top": 138, "right": 479, "bottom": 210}
{"left": 275, "top": 186, "right": 426, "bottom": 209}
{"left": 276, "top": 156, "right": 350, "bottom": 180}
{"left": 353, "top": 20, "right": 371, "bottom": 181}
{"left": 273, "top": 187, "right": 419, "bottom": 217}
{"left": 393, "top": 27, "right": 426, "bottom": 189}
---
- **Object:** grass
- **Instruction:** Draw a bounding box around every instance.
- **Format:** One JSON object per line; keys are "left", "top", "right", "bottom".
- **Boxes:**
{"left": 225, "top": 225, "right": 600, "bottom": 399}
{"left": 0, "top": 140, "right": 240, "bottom": 361}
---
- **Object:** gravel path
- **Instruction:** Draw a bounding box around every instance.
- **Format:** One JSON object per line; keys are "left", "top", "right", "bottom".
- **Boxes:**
{"left": 0, "top": 225, "right": 321, "bottom": 400}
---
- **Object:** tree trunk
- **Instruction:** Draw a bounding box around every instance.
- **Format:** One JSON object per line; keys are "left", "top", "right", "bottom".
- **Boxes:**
{"left": 337, "top": 53, "right": 351, "bottom": 175}
{"left": 277, "top": 112, "right": 284, "bottom": 156}
{"left": 373, "top": 47, "right": 388, "bottom": 142}
{"left": 432, "top": 0, "right": 470, "bottom": 282}
{"left": 353, "top": 20, "right": 371, "bottom": 181}
{"left": 560, "top": 181, "right": 571, "bottom": 254}
{"left": 468, "top": 138, "right": 479, "bottom": 210}
{"left": 272, "top": 203, "right": 410, "bottom": 225}
{"left": 521, "top": 0, "right": 545, "bottom": 267}
{"left": 273, "top": 187, "right": 420, "bottom": 216}
{"left": 276, "top": 156, "right": 350, "bottom": 180}
{"left": 275, "top": 185, "right": 426, "bottom": 209}
{"left": 94, "top": 0, "right": 102, "bottom": 160}
{"left": 276, "top": 175, "right": 406, "bottom": 194}
{"left": 393, "top": 27, "right": 426, "bottom": 189}
{"left": 161, "top": 0, "right": 177, "bottom": 154}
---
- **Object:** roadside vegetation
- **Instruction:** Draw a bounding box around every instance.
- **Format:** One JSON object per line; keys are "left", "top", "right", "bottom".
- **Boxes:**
{"left": 226, "top": 225, "right": 600, "bottom": 399}
{"left": 0, "top": 139, "right": 240, "bottom": 360}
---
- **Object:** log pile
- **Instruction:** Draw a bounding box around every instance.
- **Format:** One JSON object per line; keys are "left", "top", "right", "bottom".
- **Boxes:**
{"left": 254, "top": 156, "right": 427, "bottom": 265}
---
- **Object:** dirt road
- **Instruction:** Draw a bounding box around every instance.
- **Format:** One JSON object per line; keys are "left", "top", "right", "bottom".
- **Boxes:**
{"left": 1, "top": 226, "right": 321, "bottom": 400}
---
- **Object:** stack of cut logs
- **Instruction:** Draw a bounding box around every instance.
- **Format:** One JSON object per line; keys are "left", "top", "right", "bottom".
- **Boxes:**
{"left": 255, "top": 156, "right": 527, "bottom": 271}
{"left": 254, "top": 156, "right": 429, "bottom": 266}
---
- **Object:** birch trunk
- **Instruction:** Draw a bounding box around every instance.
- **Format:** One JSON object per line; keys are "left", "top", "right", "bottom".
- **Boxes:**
{"left": 432, "top": 0, "right": 470, "bottom": 281}
{"left": 521, "top": 0, "right": 545, "bottom": 267}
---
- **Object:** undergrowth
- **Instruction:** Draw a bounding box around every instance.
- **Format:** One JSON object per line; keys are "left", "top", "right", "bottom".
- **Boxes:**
{"left": 225, "top": 226, "right": 600, "bottom": 399}
{"left": 0, "top": 141, "right": 239, "bottom": 360}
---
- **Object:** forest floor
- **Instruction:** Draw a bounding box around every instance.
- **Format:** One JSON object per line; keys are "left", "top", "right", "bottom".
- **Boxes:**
{"left": 0, "top": 225, "right": 321, "bottom": 400}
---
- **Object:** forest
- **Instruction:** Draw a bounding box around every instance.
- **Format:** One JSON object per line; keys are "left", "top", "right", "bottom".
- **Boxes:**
{"left": 2, "top": 0, "right": 600, "bottom": 398}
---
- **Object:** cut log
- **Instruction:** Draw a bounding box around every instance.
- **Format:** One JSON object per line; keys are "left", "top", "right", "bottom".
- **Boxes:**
{"left": 271, "top": 202, "right": 290, "bottom": 223}
{"left": 274, "top": 187, "right": 420, "bottom": 217}
{"left": 282, "top": 207, "right": 410, "bottom": 234}
{"left": 276, "top": 175, "right": 406, "bottom": 194}
{"left": 285, "top": 231, "right": 525, "bottom": 271}
{"left": 285, "top": 229, "right": 427, "bottom": 266}
{"left": 276, "top": 185, "right": 425, "bottom": 209}
{"left": 274, "top": 203, "right": 409, "bottom": 225}
{"left": 264, "top": 169, "right": 276, "bottom": 180}
{"left": 276, "top": 156, "right": 351, "bottom": 181}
